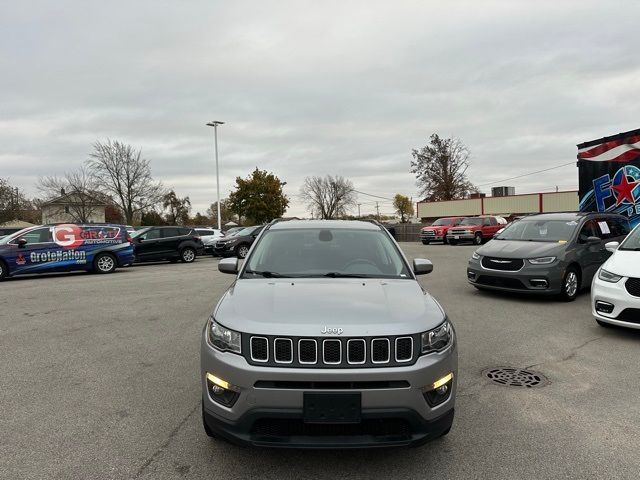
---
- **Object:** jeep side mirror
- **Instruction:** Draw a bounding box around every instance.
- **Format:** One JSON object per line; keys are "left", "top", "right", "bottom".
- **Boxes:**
{"left": 413, "top": 258, "right": 433, "bottom": 275}
{"left": 586, "top": 236, "right": 601, "bottom": 245}
{"left": 605, "top": 241, "right": 619, "bottom": 252}
{"left": 16, "top": 238, "right": 27, "bottom": 247}
{"left": 218, "top": 257, "right": 239, "bottom": 275}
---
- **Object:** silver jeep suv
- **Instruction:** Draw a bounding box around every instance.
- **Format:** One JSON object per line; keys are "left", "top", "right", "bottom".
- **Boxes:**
{"left": 201, "top": 220, "right": 457, "bottom": 448}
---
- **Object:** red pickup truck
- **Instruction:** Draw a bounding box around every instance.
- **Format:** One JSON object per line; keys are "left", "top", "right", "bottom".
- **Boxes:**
{"left": 447, "top": 216, "right": 508, "bottom": 245}
{"left": 420, "top": 217, "right": 465, "bottom": 244}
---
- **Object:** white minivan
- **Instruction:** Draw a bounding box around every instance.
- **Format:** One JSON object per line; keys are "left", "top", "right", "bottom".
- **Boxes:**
{"left": 591, "top": 223, "right": 640, "bottom": 329}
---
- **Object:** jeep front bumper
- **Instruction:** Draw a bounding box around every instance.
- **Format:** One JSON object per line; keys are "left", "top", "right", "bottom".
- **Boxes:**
{"left": 201, "top": 334, "right": 457, "bottom": 448}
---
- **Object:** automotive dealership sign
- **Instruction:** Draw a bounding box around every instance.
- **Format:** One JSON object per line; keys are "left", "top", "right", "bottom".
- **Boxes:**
{"left": 578, "top": 128, "right": 640, "bottom": 227}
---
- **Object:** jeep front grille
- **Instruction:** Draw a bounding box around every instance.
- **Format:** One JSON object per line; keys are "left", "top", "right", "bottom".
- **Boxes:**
{"left": 245, "top": 335, "right": 418, "bottom": 368}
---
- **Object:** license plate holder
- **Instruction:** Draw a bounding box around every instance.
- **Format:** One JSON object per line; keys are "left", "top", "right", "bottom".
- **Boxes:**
{"left": 454, "top": 235, "right": 460, "bottom": 239}
{"left": 303, "top": 393, "right": 361, "bottom": 424}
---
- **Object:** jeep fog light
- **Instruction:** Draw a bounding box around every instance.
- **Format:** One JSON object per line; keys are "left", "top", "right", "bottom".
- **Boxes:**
{"left": 423, "top": 372, "right": 453, "bottom": 407}
{"left": 206, "top": 373, "right": 240, "bottom": 407}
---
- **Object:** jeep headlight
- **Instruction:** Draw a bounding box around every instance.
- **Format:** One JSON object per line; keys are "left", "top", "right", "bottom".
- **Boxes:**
{"left": 598, "top": 268, "right": 622, "bottom": 283}
{"left": 207, "top": 317, "right": 242, "bottom": 354}
{"left": 421, "top": 320, "right": 453, "bottom": 354}
{"left": 528, "top": 256, "right": 556, "bottom": 265}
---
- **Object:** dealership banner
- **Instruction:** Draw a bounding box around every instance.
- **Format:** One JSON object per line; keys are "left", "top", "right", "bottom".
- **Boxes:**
{"left": 577, "top": 128, "right": 640, "bottom": 227}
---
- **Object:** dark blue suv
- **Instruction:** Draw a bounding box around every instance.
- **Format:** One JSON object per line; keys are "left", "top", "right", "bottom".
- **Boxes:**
{"left": 0, "top": 223, "right": 134, "bottom": 280}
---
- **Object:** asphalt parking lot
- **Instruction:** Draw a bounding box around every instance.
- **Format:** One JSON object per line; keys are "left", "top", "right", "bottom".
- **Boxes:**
{"left": 2, "top": 242, "right": 640, "bottom": 479}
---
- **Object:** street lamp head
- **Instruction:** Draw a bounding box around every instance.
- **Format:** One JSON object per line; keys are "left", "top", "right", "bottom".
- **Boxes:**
{"left": 206, "top": 121, "right": 225, "bottom": 127}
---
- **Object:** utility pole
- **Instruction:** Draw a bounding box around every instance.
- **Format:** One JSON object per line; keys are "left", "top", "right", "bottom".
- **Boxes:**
{"left": 357, "top": 203, "right": 361, "bottom": 218}
{"left": 206, "top": 121, "right": 225, "bottom": 230}
{"left": 375, "top": 202, "right": 380, "bottom": 220}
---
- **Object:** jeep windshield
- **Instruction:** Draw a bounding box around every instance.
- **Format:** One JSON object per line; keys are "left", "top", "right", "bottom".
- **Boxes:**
{"left": 242, "top": 228, "right": 411, "bottom": 279}
{"left": 495, "top": 219, "right": 577, "bottom": 242}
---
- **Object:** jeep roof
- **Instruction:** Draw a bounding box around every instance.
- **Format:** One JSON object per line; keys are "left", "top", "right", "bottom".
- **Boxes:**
{"left": 268, "top": 219, "right": 381, "bottom": 231}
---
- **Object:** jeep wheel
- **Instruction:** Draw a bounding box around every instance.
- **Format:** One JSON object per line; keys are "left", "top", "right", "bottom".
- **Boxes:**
{"left": 449, "top": 239, "right": 458, "bottom": 245}
{"left": 181, "top": 247, "right": 196, "bottom": 263}
{"left": 0, "top": 260, "right": 7, "bottom": 281}
{"left": 236, "top": 244, "right": 250, "bottom": 259}
{"left": 443, "top": 236, "right": 448, "bottom": 245}
{"left": 473, "top": 233, "right": 483, "bottom": 245}
{"left": 422, "top": 240, "right": 430, "bottom": 245}
{"left": 559, "top": 267, "right": 580, "bottom": 302}
{"left": 94, "top": 253, "right": 117, "bottom": 274}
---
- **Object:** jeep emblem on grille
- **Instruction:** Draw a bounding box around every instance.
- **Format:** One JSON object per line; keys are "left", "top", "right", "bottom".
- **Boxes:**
{"left": 321, "top": 326, "right": 344, "bottom": 335}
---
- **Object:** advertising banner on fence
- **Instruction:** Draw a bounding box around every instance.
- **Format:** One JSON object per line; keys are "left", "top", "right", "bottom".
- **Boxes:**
{"left": 577, "top": 128, "right": 640, "bottom": 228}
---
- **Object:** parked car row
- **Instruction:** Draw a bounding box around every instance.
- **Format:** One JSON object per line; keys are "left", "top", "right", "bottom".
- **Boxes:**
{"left": 0, "top": 223, "right": 227, "bottom": 280}
{"left": 211, "top": 225, "right": 265, "bottom": 258}
{"left": 462, "top": 211, "right": 639, "bottom": 329}
{"left": 0, "top": 223, "right": 135, "bottom": 280}
{"left": 420, "top": 216, "right": 508, "bottom": 245}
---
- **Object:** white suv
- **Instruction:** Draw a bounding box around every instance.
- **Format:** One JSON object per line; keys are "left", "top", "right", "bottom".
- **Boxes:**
{"left": 196, "top": 228, "right": 224, "bottom": 254}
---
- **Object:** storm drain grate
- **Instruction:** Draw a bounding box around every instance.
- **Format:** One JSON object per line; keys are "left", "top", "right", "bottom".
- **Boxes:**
{"left": 483, "top": 367, "right": 548, "bottom": 388}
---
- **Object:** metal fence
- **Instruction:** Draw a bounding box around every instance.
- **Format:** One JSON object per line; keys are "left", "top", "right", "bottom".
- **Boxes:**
{"left": 389, "top": 223, "right": 422, "bottom": 242}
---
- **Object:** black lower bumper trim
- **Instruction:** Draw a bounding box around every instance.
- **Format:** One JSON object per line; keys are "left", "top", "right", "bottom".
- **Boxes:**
{"left": 203, "top": 405, "right": 454, "bottom": 448}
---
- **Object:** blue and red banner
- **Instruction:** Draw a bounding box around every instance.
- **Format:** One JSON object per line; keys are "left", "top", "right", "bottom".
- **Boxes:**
{"left": 578, "top": 128, "right": 640, "bottom": 227}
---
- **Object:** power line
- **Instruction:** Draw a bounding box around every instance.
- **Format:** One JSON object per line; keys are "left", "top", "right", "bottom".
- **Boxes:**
{"left": 475, "top": 161, "right": 575, "bottom": 188}
{"left": 353, "top": 189, "right": 394, "bottom": 201}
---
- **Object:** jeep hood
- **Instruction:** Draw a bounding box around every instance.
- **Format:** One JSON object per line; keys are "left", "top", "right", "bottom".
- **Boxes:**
{"left": 214, "top": 278, "right": 446, "bottom": 337}
{"left": 476, "top": 240, "right": 565, "bottom": 258}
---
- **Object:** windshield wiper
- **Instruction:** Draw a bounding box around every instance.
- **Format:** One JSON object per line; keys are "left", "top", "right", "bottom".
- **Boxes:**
{"left": 244, "top": 270, "right": 290, "bottom": 278}
{"left": 322, "top": 272, "right": 369, "bottom": 278}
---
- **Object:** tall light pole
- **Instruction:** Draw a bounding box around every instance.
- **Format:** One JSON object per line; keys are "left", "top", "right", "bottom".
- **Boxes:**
{"left": 206, "top": 121, "right": 225, "bottom": 230}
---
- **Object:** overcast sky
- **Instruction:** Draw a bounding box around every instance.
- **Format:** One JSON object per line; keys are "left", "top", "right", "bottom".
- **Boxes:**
{"left": 2, "top": 0, "right": 639, "bottom": 217}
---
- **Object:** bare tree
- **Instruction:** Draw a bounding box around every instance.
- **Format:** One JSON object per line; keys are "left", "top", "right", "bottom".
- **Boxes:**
{"left": 410, "top": 134, "right": 476, "bottom": 201}
{"left": 299, "top": 175, "right": 357, "bottom": 219}
{"left": 0, "top": 178, "right": 32, "bottom": 223}
{"left": 87, "top": 139, "right": 164, "bottom": 224}
{"left": 37, "top": 167, "right": 106, "bottom": 223}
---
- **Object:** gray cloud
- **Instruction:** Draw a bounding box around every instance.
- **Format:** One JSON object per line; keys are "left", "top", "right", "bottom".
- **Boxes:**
{"left": 2, "top": 0, "right": 639, "bottom": 217}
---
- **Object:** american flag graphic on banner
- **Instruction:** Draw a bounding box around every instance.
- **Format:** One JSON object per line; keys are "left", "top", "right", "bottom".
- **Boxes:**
{"left": 578, "top": 131, "right": 640, "bottom": 163}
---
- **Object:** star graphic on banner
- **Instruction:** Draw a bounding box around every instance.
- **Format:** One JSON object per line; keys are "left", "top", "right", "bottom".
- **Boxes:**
{"left": 612, "top": 172, "right": 639, "bottom": 205}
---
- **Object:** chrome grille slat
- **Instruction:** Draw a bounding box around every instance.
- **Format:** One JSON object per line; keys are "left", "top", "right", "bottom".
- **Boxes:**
{"left": 347, "top": 339, "right": 366, "bottom": 365}
{"left": 274, "top": 338, "right": 293, "bottom": 364}
{"left": 323, "top": 339, "right": 342, "bottom": 364}
{"left": 395, "top": 337, "right": 413, "bottom": 362}
{"left": 371, "top": 338, "right": 390, "bottom": 364}
{"left": 298, "top": 339, "right": 317, "bottom": 364}
{"left": 250, "top": 336, "right": 269, "bottom": 362}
